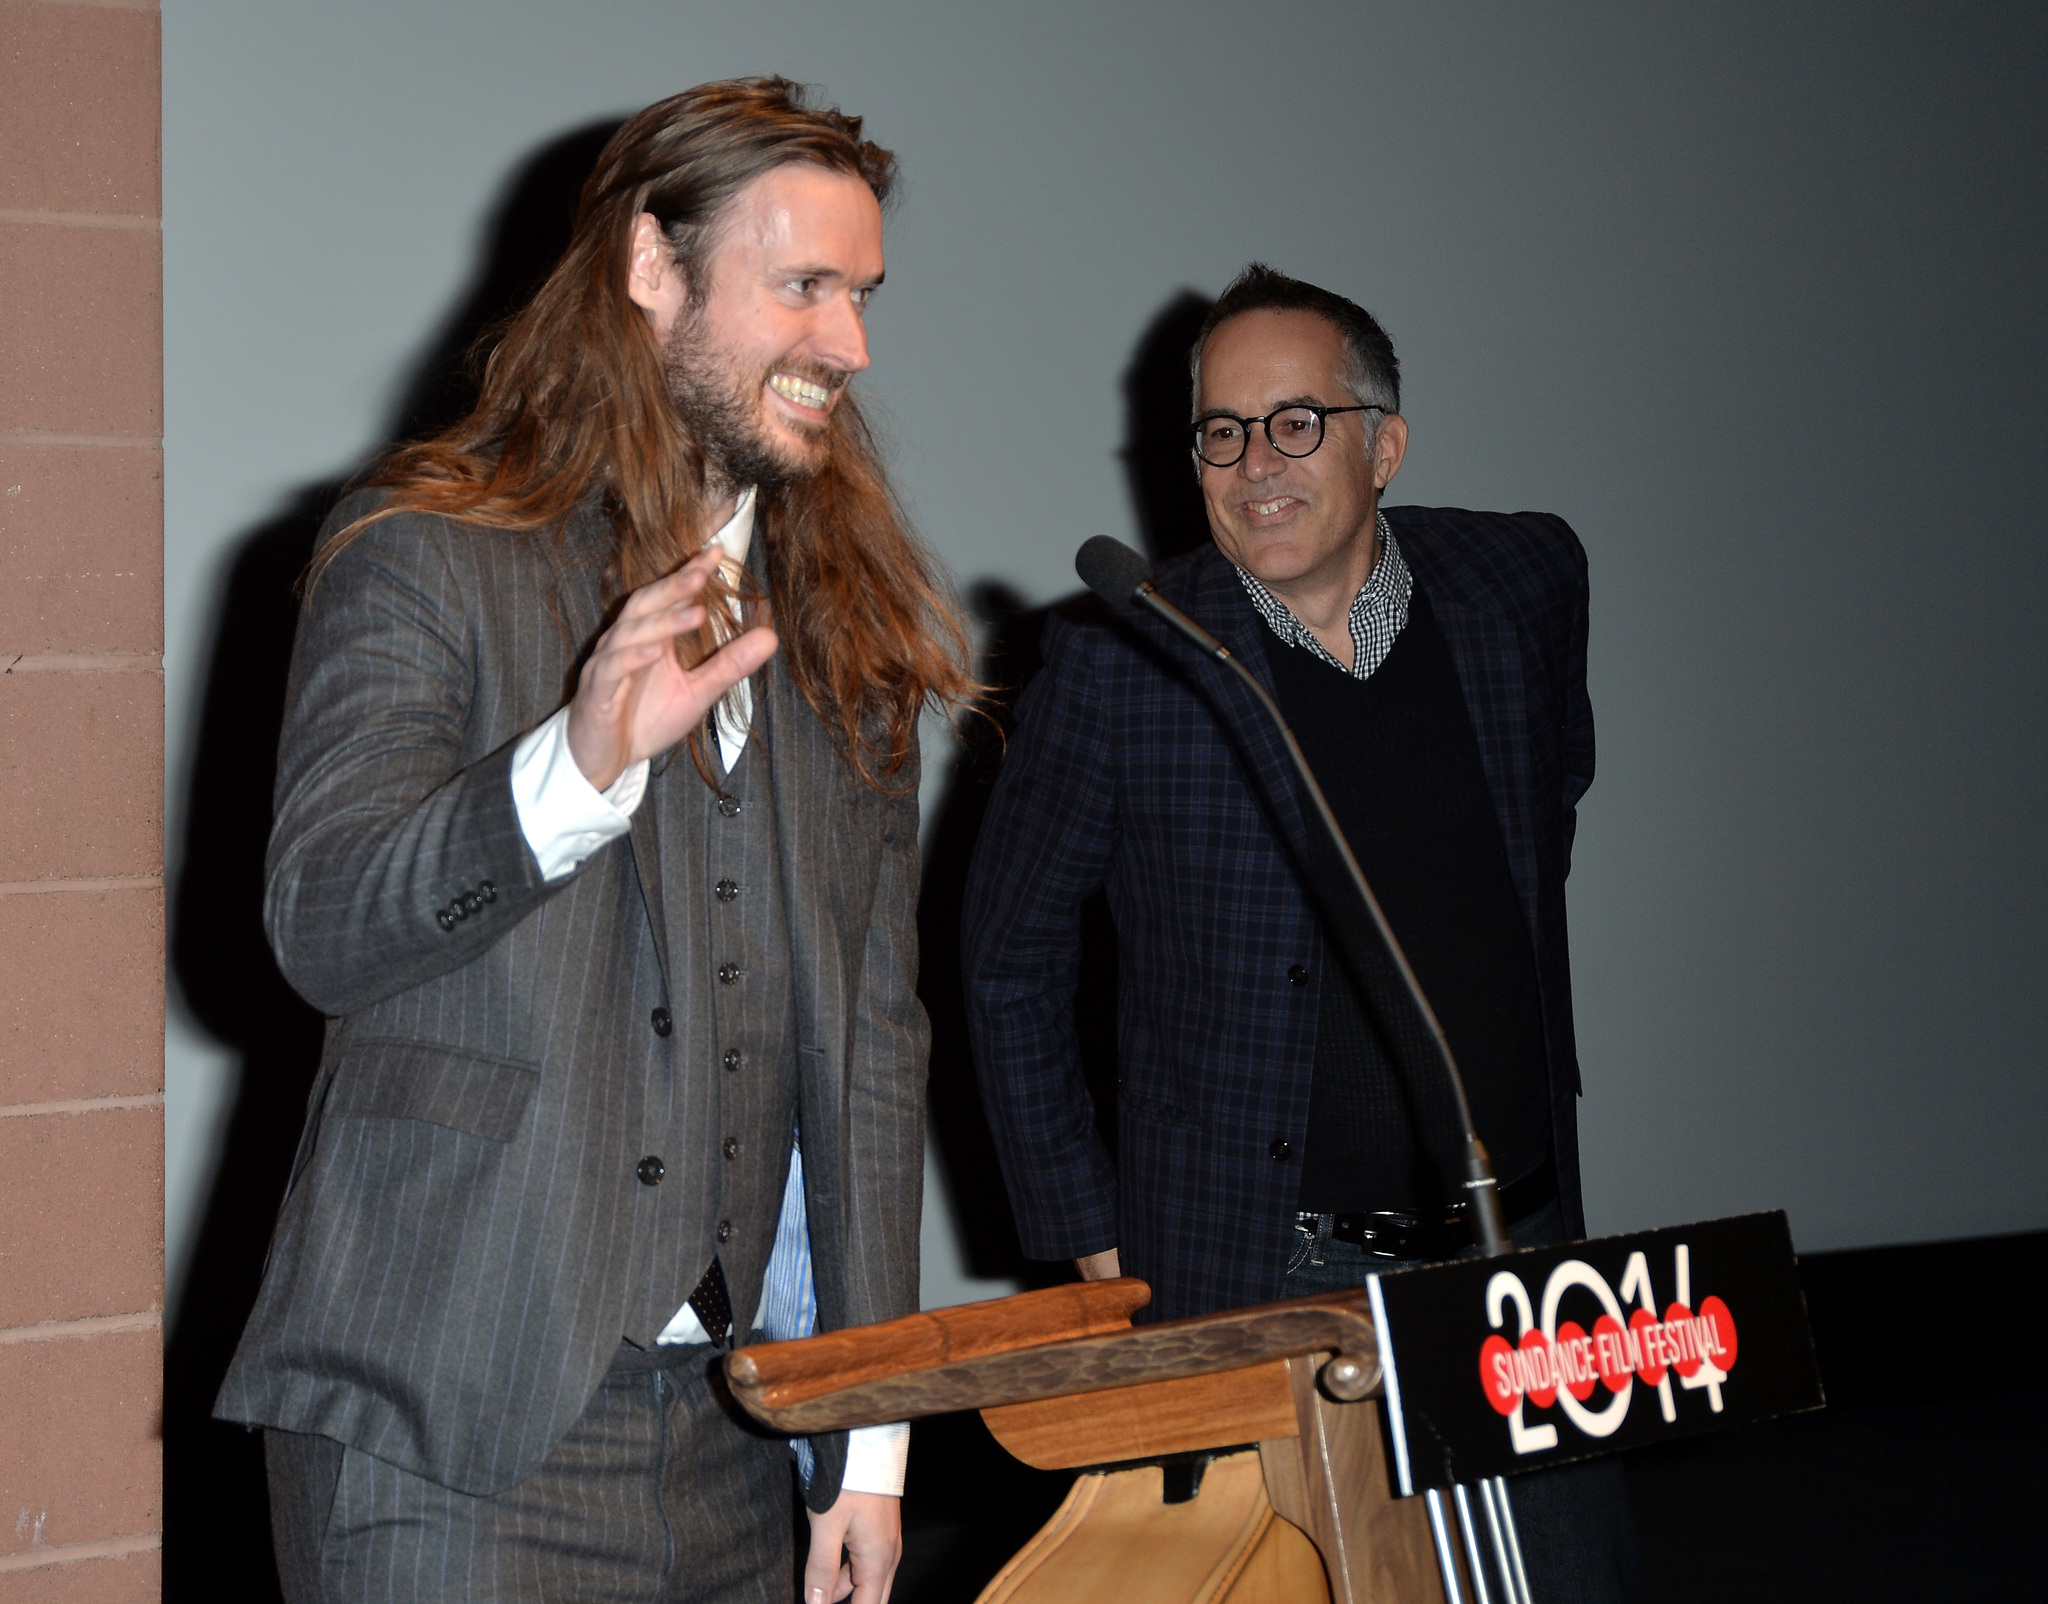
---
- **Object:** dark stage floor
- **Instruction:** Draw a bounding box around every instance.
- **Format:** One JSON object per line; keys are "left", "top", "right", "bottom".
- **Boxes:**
{"left": 893, "top": 1230, "right": 2045, "bottom": 1602}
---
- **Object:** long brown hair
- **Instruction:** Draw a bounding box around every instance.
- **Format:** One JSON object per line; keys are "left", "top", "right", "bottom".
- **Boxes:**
{"left": 318, "top": 77, "right": 972, "bottom": 789}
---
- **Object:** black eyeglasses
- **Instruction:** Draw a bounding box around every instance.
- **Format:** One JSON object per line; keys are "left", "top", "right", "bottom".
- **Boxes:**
{"left": 1192, "top": 403, "right": 1383, "bottom": 468}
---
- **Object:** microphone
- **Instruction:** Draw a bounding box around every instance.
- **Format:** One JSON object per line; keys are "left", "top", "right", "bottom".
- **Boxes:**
{"left": 1075, "top": 536, "right": 1511, "bottom": 1257}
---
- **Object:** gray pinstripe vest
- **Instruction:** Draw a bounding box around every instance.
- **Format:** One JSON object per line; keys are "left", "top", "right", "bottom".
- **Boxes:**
{"left": 624, "top": 676, "right": 802, "bottom": 1350}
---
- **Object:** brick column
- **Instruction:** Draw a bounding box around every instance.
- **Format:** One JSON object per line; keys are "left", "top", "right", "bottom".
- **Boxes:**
{"left": 0, "top": 2, "right": 166, "bottom": 1598}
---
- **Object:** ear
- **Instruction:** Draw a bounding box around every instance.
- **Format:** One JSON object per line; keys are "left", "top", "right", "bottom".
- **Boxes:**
{"left": 1371, "top": 412, "right": 1409, "bottom": 491}
{"left": 625, "top": 212, "right": 690, "bottom": 336}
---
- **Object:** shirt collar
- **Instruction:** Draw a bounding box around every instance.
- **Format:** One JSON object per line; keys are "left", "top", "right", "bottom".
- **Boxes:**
{"left": 1232, "top": 511, "right": 1411, "bottom": 679}
{"left": 1353, "top": 513, "right": 1406, "bottom": 611}
{"left": 708, "top": 485, "right": 756, "bottom": 568}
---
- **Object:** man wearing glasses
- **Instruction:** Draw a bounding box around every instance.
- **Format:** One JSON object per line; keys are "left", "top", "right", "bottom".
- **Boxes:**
{"left": 962, "top": 264, "right": 1631, "bottom": 1595}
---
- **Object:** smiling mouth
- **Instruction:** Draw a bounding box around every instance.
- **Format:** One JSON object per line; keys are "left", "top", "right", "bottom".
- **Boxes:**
{"left": 1245, "top": 496, "right": 1299, "bottom": 517}
{"left": 767, "top": 372, "right": 834, "bottom": 411}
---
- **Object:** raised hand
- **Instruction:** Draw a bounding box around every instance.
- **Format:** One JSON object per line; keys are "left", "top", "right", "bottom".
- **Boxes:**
{"left": 565, "top": 545, "right": 778, "bottom": 792}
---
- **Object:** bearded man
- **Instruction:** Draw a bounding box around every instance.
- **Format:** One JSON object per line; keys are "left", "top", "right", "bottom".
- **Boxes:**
{"left": 216, "top": 79, "right": 970, "bottom": 1604}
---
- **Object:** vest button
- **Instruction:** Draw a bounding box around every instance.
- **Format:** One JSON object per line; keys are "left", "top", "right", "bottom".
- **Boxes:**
{"left": 717, "top": 795, "right": 741, "bottom": 818}
{"left": 716, "top": 1219, "right": 733, "bottom": 1244}
{"left": 1287, "top": 964, "right": 1309, "bottom": 987}
{"left": 722, "top": 1048, "right": 743, "bottom": 1072}
{"left": 1269, "top": 1139, "right": 1292, "bottom": 1162}
{"left": 723, "top": 1137, "right": 740, "bottom": 1160}
{"left": 650, "top": 1007, "right": 673, "bottom": 1037}
{"left": 717, "top": 962, "right": 741, "bottom": 985}
{"left": 715, "top": 878, "right": 739, "bottom": 902}
{"left": 636, "top": 1155, "right": 666, "bottom": 1186}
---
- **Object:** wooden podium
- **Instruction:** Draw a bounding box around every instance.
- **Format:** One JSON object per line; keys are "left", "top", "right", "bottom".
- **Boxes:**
{"left": 726, "top": 1279, "right": 1474, "bottom": 1603}
{"left": 726, "top": 1213, "right": 1821, "bottom": 1603}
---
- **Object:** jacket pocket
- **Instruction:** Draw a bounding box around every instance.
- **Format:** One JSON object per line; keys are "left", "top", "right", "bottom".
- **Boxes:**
{"left": 326, "top": 1037, "right": 541, "bottom": 1143}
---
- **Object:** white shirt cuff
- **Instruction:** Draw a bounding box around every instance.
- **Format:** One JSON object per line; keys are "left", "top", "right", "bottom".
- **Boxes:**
{"left": 509, "top": 706, "right": 648, "bottom": 883}
{"left": 840, "top": 1421, "right": 910, "bottom": 1497}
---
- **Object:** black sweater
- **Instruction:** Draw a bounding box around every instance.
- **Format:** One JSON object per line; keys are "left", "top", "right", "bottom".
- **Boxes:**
{"left": 1265, "top": 583, "right": 1551, "bottom": 1213}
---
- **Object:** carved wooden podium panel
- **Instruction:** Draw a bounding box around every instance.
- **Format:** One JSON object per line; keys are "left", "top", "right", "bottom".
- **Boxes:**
{"left": 1256, "top": 1356, "right": 1451, "bottom": 1604}
{"left": 982, "top": 1360, "right": 1296, "bottom": 1469}
{"left": 976, "top": 1451, "right": 1326, "bottom": 1604}
{"left": 727, "top": 1281, "right": 1468, "bottom": 1602}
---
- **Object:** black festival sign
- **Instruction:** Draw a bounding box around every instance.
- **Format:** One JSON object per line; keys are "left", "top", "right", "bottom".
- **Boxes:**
{"left": 1367, "top": 1212, "right": 1824, "bottom": 1491}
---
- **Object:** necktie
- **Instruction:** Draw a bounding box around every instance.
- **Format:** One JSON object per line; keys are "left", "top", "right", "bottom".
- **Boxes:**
{"left": 687, "top": 1256, "right": 733, "bottom": 1346}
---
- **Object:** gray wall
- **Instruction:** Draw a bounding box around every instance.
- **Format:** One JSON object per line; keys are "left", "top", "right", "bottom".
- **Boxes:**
{"left": 164, "top": 1, "right": 2048, "bottom": 1317}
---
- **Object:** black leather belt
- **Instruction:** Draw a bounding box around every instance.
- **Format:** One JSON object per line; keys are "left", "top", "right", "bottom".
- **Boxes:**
{"left": 1297, "top": 1151, "right": 1558, "bottom": 1262}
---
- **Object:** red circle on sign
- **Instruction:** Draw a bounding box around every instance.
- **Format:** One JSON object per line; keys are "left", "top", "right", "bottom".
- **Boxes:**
{"left": 1555, "top": 1320, "right": 1598, "bottom": 1401}
{"left": 1592, "top": 1314, "right": 1632, "bottom": 1393}
{"left": 1664, "top": 1302, "right": 1702, "bottom": 1378}
{"left": 1479, "top": 1334, "right": 1519, "bottom": 1416}
{"left": 1630, "top": 1308, "right": 1668, "bottom": 1385}
{"left": 1520, "top": 1327, "right": 1558, "bottom": 1408}
{"left": 1698, "top": 1296, "right": 1738, "bottom": 1372}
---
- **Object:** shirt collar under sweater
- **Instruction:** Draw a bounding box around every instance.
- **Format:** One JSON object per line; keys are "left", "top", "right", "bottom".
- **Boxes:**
{"left": 1232, "top": 511, "right": 1410, "bottom": 679}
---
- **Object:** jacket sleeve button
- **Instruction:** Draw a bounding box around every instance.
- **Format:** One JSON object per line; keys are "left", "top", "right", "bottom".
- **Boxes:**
{"left": 436, "top": 909, "right": 456, "bottom": 932}
{"left": 1287, "top": 964, "right": 1309, "bottom": 986}
{"left": 1269, "top": 1139, "right": 1293, "bottom": 1162}
{"left": 650, "top": 1007, "right": 673, "bottom": 1037}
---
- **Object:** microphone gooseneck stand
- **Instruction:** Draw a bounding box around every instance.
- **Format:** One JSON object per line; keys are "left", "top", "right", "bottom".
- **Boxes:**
{"left": 1076, "top": 535, "right": 1535, "bottom": 1604}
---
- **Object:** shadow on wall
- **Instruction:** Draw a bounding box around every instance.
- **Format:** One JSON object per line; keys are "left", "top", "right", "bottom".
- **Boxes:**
{"left": 161, "top": 108, "right": 1214, "bottom": 1596}
{"left": 161, "top": 118, "right": 624, "bottom": 1604}
{"left": 913, "top": 288, "right": 1215, "bottom": 1287}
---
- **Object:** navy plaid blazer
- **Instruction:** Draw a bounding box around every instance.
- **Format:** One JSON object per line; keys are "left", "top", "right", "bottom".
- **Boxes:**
{"left": 962, "top": 506, "right": 1594, "bottom": 1323}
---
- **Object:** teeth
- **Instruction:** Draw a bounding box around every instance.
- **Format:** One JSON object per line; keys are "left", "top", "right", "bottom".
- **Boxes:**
{"left": 768, "top": 373, "right": 831, "bottom": 409}
{"left": 1249, "top": 498, "right": 1292, "bottom": 515}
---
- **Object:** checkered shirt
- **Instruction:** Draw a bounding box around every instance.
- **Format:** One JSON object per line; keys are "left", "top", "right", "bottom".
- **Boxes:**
{"left": 1233, "top": 512, "right": 1411, "bottom": 678}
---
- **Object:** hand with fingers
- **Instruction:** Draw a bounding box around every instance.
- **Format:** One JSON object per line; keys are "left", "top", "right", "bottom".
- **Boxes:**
{"left": 565, "top": 545, "right": 779, "bottom": 792}
{"left": 804, "top": 1490, "right": 902, "bottom": 1604}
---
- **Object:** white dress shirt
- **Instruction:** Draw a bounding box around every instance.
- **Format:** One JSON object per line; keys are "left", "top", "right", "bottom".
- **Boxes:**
{"left": 507, "top": 488, "right": 908, "bottom": 1496}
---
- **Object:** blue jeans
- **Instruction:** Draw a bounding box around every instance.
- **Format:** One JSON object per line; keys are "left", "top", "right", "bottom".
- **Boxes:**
{"left": 1285, "top": 1199, "right": 1640, "bottom": 1603}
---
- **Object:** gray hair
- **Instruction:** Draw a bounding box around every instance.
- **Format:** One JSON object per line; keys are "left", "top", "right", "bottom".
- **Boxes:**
{"left": 1188, "top": 262, "right": 1400, "bottom": 446}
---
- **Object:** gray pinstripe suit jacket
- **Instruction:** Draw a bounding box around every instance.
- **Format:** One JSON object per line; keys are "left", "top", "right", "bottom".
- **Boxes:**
{"left": 215, "top": 493, "right": 928, "bottom": 1505}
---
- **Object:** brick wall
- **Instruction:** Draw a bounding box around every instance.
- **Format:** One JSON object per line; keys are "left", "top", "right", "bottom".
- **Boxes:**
{"left": 0, "top": 1, "right": 165, "bottom": 1598}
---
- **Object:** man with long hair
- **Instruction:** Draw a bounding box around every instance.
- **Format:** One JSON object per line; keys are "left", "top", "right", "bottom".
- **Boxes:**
{"left": 217, "top": 79, "right": 972, "bottom": 1603}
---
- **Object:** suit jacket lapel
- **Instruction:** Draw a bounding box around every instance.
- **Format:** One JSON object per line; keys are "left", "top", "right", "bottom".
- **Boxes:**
{"left": 538, "top": 507, "right": 674, "bottom": 989}
{"left": 759, "top": 632, "right": 871, "bottom": 1310}
{"left": 1166, "top": 547, "right": 1317, "bottom": 869}
{"left": 627, "top": 776, "right": 672, "bottom": 991}
{"left": 751, "top": 528, "right": 869, "bottom": 1166}
{"left": 760, "top": 650, "right": 854, "bottom": 1059}
{"left": 1401, "top": 534, "right": 1542, "bottom": 938}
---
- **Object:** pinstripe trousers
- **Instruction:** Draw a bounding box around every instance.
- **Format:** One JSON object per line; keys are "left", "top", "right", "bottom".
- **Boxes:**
{"left": 265, "top": 1344, "right": 794, "bottom": 1602}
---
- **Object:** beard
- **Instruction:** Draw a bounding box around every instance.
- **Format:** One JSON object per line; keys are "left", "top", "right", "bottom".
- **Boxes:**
{"left": 662, "top": 306, "right": 847, "bottom": 491}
